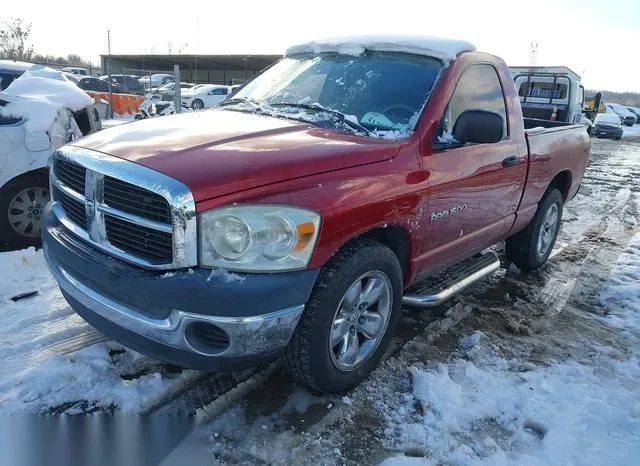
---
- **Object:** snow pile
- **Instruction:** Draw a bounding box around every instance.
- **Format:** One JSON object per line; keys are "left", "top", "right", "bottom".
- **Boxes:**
{"left": 0, "top": 67, "right": 92, "bottom": 132}
{"left": 0, "top": 248, "right": 197, "bottom": 414}
{"left": 600, "top": 233, "right": 640, "bottom": 330}
{"left": 381, "top": 331, "right": 640, "bottom": 465}
{"left": 286, "top": 35, "right": 475, "bottom": 62}
{"left": 382, "top": 236, "right": 640, "bottom": 466}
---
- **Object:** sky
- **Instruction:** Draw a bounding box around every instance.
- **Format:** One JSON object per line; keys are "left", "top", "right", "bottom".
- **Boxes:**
{"left": 4, "top": 0, "right": 640, "bottom": 92}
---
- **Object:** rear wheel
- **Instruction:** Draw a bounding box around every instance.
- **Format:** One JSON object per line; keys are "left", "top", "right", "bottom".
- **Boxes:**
{"left": 283, "top": 238, "right": 403, "bottom": 393}
{"left": 0, "top": 172, "right": 49, "bottom": 249}
{"left": 506, "top": 187, "right": 563, "bottom": 271}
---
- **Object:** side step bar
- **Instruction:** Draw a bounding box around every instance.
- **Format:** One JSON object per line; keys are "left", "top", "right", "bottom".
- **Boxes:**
{"left": 402, "top": 251, "right": 501, "bottom": 308}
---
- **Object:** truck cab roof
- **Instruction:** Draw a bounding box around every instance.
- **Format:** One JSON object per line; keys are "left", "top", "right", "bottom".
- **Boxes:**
{"left": 285, "top": 35, "right": 476, "bottom": 62}
{"left": 509, "top": 66, "right": 582, "bottom": 81}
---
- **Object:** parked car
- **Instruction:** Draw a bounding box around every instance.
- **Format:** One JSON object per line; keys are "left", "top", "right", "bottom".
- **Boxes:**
{"left": 591, "top": 113, "right": 624, "bottom": 140}
{"left": 0, "top": 60, "right": 34, "bottom": 90}
{"left": 606, "top": 103, "right": 636, "bottom": 126}
{"left": 100, "top": 74, "right": 143, "bottom": 95}
{"left": 43, "top": 36, "right": 590, "bottom": 394}
{"left": 147, "top": 82, "right": 195, "bottom": 101}
{"left": 139, "top": 73, "right": 174, "bottom": 89}
{"left": 61, "top": 67, "right": 90, "bottom": 77}
{"left": 62, "top": 72, "right": 79, "bottom": 84}
{"left": 98, "top": 76, "right": 122, "bottom": 92}
{"left": 77, "top": 76, "right": 111, "bottom": 93}
{"left": 181, "top": 84, "right": 230, "bottom": 109}
{"left": 627, "top": 107, "right": 640, "bottom": 124}
{"left": 0, "top": 66, "right": 101, "bottom": 248}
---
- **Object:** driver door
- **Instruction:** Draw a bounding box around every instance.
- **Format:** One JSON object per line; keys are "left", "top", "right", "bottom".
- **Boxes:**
{"left": 419, "top": 63, "right": 527, "bottom": 274}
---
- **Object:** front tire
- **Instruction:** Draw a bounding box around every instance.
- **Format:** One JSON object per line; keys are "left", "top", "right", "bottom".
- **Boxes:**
{"left": 283, "top": 238, "right": 403, "bottom": 393}
{"left": 192, "top": 99, "right": 204, "bottom": 110}
{"left": 506, "top": 187, "right": 563, "bottom": 271}
{"left": 0, "top": 172, "right": 50, "bottom": 249}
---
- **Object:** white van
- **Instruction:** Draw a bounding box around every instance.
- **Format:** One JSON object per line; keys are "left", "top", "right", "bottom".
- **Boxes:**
{"left": 61, "top": 66, "right": 90, "bottom": 76}
{"left": 510, "top": 66, "right": 586, "bottom": 125}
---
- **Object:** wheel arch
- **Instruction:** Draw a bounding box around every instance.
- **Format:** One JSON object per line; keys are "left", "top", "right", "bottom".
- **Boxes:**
{"left": 0, "top": 167, "right": 49, "bottom": 194}
{"left": 548, "top": 170, "right": 572, "bottom": 201}
{"left": 339, "top": 225, "right": 411, "bottom": 285}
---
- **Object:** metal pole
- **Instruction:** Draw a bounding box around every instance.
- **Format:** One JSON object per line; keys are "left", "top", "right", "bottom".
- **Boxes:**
{"left": 174, "top": 64, "right": 181, "bottom": 114}
{"left": 107, "top": 30, "right": 113, "bottom": 119}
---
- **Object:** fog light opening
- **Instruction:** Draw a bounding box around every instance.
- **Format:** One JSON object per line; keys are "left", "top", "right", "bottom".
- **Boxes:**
{"left": 184, "top": 322, "right": 230, "bottom": 355}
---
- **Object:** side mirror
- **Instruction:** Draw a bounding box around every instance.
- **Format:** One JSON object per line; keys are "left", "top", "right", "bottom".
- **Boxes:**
{"left": 453, "top": 109, "right": 504, "bottom": 145}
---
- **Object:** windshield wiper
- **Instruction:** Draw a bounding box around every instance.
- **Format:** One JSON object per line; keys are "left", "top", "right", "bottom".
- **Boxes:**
{"left": 268, "top": 102, "right": 371, "bottom": 136}
{"left": 218, "top": 97, "right": 262, "bottom": 111}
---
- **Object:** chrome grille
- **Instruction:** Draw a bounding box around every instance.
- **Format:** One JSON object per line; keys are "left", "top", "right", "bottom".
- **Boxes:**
{"left": 49, "top": 148, "right": 197, "bottom": 270}
{"left": 54, "top": 186, "right": 87, "bottom": 230}
{"left": 104, "top": 176, "right": 171, "bottom": 224}
{"left": 54, "top": 159, "right": 86, "bottom": 194}
{"left": 105, "top": 215, "right": 172, "bottom": 263}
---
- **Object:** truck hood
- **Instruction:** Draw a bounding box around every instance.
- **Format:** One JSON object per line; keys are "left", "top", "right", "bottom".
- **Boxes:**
{"left": 70, "top": 109, "right": 400, "bottom": 203}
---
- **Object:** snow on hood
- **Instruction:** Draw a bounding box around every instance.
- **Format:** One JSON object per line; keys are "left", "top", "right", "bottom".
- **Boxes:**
{"left": 0, "top": 68, "right": 92, "bottom": 133}
{"left": 286, "top": 35, "right": 475, "bottom": 62}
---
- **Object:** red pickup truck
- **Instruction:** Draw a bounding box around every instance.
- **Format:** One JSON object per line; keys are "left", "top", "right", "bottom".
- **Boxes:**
{"left": 43, "top": 36, "right": 590, "bottom": 393}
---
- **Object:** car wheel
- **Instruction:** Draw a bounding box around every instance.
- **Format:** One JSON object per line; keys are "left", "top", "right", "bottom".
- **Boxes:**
{"left": 192, "top": 99, "right": 204, "bottom": 110}
{"left": 506, "top": 187, "right": 563, "bottom": 271}
{"left": 0, "top": 171, "right": 50, "bottom": 249}
{"left": 282, "top": 238, "right": 403, "bottom": 393}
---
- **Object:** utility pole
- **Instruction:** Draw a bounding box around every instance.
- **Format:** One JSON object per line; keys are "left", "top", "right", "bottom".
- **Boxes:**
{"left": 529, "top": 41, "right": 538, "bottom": 67}
{"left": 174, "top": 64, "right": 181, "bottom": 114}
{"left": 194, "top": 16, "right": 199, "bottom": 84}
{"left": 107, "top": 30, "right": 113, "bottom": 119}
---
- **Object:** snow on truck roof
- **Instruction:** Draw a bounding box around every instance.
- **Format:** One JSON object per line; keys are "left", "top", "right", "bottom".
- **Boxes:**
{"left": 285, "top": 35, "right": 475, "bottom": 62}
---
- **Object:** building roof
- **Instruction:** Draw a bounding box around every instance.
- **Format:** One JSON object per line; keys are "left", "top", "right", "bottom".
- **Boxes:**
{"left": 285, "top": 35, "right": 475, "bottom": 62}
{"left": 100, "top": 54, "right": 282, "bottom": 72}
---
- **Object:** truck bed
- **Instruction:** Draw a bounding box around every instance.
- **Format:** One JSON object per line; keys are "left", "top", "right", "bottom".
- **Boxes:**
{"left": 519, "top": 122, "right": 590, "bottom": 212}
{"left": 523, "top": 117, "right": 579, "bottom": 130}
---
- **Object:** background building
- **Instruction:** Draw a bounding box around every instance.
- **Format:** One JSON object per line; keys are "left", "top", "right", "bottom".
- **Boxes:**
{"left": 100, "top": 54, "right": 282, "bottom": 84}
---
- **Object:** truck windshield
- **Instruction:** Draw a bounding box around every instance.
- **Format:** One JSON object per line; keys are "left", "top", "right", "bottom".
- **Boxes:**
{"left": 222, "top": 52, "right": 443, "bottom": 138}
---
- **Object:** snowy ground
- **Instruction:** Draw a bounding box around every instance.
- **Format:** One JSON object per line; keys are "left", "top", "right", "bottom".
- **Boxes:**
{"left": 0, "top": 128, "right": 639, "bottom": 464}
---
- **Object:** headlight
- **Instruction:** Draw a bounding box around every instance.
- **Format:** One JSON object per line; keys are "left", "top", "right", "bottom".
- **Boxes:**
{"left": 199, "top": 205, "right": 320, "bottom": 272}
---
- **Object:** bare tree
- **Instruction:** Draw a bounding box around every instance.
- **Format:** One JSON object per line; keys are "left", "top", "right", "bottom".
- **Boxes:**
{"left": 0, "top": 18, "right": 34, "bottom": 61}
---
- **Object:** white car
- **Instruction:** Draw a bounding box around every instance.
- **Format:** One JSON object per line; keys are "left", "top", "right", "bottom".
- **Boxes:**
{"left": 0, "top": 60, "right": 35, "bottom": 90}
{"left": 146, "top": 82, "right": 195, "bottom": 101}
{"left": 0, "top": 66, "right": 101, "bottom": 247}
{"left": 181, "top": 84, "right": 230, "bottom": 109}
{"left": 139, "top": 73, "right": 174, "bottom": 89}
{"left": 61, "top": 66, "right": 90, "bottom": 77}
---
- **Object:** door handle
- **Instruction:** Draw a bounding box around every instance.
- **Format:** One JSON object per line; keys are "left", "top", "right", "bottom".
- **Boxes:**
{"left": 502, "top": 156, "right": 519, "bottom": 168}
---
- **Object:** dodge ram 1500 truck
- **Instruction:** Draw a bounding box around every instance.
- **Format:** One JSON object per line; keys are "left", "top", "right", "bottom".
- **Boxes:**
{"left": 42, "top": 36, "right": 590, "bottom": 393}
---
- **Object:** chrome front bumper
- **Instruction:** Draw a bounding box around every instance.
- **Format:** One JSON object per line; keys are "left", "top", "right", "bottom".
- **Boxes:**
{"left": 46, "top": 256, "right": 304, "bottom": 358}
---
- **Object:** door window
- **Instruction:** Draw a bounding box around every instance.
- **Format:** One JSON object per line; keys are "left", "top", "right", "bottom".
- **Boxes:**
{"left": 209, "top": 87, "right": 229, "bottom": 95}
{"left": 434, "top": 64, "right": 507, "bottom": 148}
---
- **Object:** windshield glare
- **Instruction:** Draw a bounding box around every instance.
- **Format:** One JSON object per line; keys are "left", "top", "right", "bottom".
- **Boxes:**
{"left": 230, "top": 52, "right": 443, "bottom": 138}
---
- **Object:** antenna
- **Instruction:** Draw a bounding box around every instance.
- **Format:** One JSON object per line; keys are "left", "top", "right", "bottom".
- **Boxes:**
{"left": 529, "top": 41, "right": 538, "bottom": 66}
